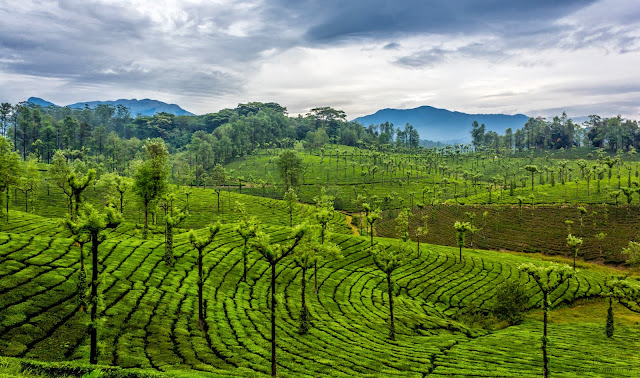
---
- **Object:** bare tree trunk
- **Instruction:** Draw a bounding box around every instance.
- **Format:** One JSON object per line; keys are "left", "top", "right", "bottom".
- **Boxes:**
{"left": 143, "top": 201, "right": 149, "bottom": 239}
{"left": 387, "top": 272, "right": 395, "bottom": 340}
{"left": 271, "top": 263, "right": 277, "bottom": 376}
{"left": 198, "top": 248, "right": 205, "bottom": 331}
{"left": 299, "top": 266, "right": 309, "bottom": 334}
{"left": 542, "top": 291, "right": 549, "bottom": 378}
{"left": 89, "top": 235, "right": 99, "bottom": 364}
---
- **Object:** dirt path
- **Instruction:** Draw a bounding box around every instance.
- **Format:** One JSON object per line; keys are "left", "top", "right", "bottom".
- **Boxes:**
{"left": 343, "top": 213, "right": 360, "bottom": 236}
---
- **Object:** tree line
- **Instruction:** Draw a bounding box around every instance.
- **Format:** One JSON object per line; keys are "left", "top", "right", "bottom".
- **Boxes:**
{"left": 471, "top": 112, "right": 640, "bottom": 153}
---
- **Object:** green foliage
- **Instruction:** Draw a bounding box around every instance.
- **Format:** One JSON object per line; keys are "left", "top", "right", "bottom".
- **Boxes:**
{"left": 490, "top": 281, "right": 529, "bottom": 325}
{"left": 395, "top": 208, "right": 410, "bottom": 241}
{"left": 623, "top": 241, "right": 640, "bottom": 269}
{"left": 276, "top": 150, "right": 303, "bottom": 192}
{"left": 133, "top": 139, "right": 169, "bottom": 238}
{"left": 283, "top": 188, "right": 298, "bottom": 227}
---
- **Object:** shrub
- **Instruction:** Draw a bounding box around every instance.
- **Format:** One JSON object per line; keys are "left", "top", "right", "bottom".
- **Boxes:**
{"left": 490, "top": 281, "right": 529, "bottom": 325}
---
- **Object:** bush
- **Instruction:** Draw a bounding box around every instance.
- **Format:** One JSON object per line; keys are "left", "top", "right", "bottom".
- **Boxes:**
{"left": 490, "top": 281, "right": 529, "bottom": 325}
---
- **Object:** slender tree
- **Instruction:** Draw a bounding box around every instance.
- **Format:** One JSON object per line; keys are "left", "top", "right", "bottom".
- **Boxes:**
{"left": 234, "top": 202, "right": 259, "bottom": 282}
{"left": 603, "top": 276, "right": 638, "bottom": 338}
{"left": 63, "top": 204, "right": 122, "bottom": 365}
{"left": 164, "top": 196, "right": 188, "bottom": 266}
{"left": 283, "top": 188, "right": 298, "bottom": 227}
{"left": 524, "top": 165, "right": 539, "bottom": 190}
{"left": 0, "top": 137, "right": 21, "bottom": 222}
{"left": 566, "top": 234, "right": 583, "bottom": 271}
{"left": 363, "top": 203, "right": 381, "bottom": 248}
{"left": 454, "top": 221, "right": 471, "bottom": 263}
{"left": 133, "top": 139, "right": 169, "bottom": 238}
{"left": 276, "top": 150, "right": 303, "bottom": 191}
{"left": 250, "top": 225, "right": 307, "bottom": 377}
{"left": 50, "top": 150, "right": 74, "bottom": 216}
{"left": 188, "top": 222, "right": 221, "bottom": 331}
{"left": 414, "top": 214, "right": 428, "bottom": 257}
{"left": 17, "top": 155, "right": 40, "bottom": 213}
{"left": 370, "top": 240, "right": 411, "bottom": 340}
{"left": 211, "top": 164, "right": 226, "bottom": 213}
{"left": 518, "top": 263, "right": 574, "bottom": 378}
{"left": 68, "top": 169, "right": 96, "bottom": 219}
{"left": 294, "top": 225, "right": 341, "bottom": 334}
{"left": 312, "top": 189, "right": 335, "bottom": 294}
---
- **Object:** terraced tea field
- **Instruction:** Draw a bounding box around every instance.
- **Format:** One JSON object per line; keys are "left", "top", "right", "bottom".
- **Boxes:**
{"left": 377, "top": 204, "right": 640, "bottom": 263}
{"left": 1, "top": 212, "right": 639, "bottom": 377}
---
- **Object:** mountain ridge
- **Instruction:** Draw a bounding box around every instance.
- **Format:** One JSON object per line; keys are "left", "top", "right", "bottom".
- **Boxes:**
{"left": 26, "top": 97, "right": 194, "bottom": 117}
{"left": 353, "top": 105, "right": 530, "bottom": 142}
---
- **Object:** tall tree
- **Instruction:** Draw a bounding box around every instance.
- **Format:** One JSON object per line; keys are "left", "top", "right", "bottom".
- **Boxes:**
{"left": 63, "top": 204, "right": 122, "bottom": 364}
{"left": 49, "top": 150, "right": 74, "bottom": 216}
{"left": 68, "top": 169, "right": 96, "bottom": 219}
{"left": 211, "top": 163, "right": 226, "bottom": 213}
{"left": 294, "top": 225, "right": 340, "bottom": 334}
{"left": 518, "top": 263, "right": 574, "bottom": 378}
{"left": 0, "top": 137, "right": 21, "bottom": 222}
{"left": 312, "top": 190, "right": 336, "bottom": 294}
{"left": 566, "top": 234, "right": 583, "bottom": 271}
{"left": 188, "top": 222, "right": 221, "bottom": 331}
{"left": 164, "top": 195, "right": 188, "bottom": 266}
{"left": 370, "top": 240, "right": 411, "bottom": 340}
{"left": 250, "top": 225, "right": 307, "bottom": 377}
{"left": 283, "top": 188, "right": 298, "bottom": 227}
{"left": 16, "top": 155, "right": 41, "bottom": 213}
{"left": 133, "top": 139, "right": 169, "bottom": 238}
{"left": 454, "top": 221, "right": 471, "bottom": 263}
{"left": 363, "top": 203, "right": 381, "bottom": 248}
{"left": 234, "top": 202, "right": 259, "bottom": 282}
{"left": 276, "top": 150, "right": 303, "bottom": 191}
{"left": 603, "top": 276, "right": 639, "bottom": 338}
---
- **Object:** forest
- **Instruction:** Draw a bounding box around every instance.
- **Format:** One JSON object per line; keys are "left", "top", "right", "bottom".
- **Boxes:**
{"left": 0, "top": 101, "right": 639, "bottom": 377}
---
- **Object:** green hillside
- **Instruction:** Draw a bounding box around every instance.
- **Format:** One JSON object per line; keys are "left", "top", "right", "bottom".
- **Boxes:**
{"left": 0, "top": 210, "right": 638, "bottom": 377}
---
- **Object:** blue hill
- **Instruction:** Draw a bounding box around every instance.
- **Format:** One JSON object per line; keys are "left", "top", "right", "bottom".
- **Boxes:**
{"left": 26, "top": 97, "right": 194, "bottom": 117}
{"left": 353, "top": 105, "right": 529, "bottom": 142}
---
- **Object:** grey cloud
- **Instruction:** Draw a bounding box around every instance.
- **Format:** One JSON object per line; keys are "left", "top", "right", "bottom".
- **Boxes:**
{"left": 394, "top": 48, "right": 448, "bottom": 68}
{"left": 383, "top": 42, "right": 401, "bottom": 50}
{"left": 394, "top": 43, "right": 509, "bottom": 68}
{"left": 273, "top": 0, "right": 598, "bottom": 42}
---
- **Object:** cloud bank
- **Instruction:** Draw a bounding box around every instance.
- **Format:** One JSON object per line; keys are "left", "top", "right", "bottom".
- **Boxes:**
{"left": 0, "top": 0, "right": 639, "bottom": 119}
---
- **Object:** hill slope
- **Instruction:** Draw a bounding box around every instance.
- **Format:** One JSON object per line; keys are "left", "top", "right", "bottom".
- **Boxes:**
{"left": 1, "top": 212, "right": 638, "bottom": 377}
{"left": 354, "top": 106, "right": 529, "bottom": 142}
{"left": 26, "top": 97, "right": 194, "bottom": 117}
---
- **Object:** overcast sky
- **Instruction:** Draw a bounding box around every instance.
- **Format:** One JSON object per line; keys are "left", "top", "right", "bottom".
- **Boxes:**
{"left": 1, "top": 0, "right": 639, "bottom": 119}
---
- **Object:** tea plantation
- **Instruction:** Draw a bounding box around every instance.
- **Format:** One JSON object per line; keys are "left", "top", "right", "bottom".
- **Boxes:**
{"left": 0, "top": 207, "right": 639, "bottom": 377}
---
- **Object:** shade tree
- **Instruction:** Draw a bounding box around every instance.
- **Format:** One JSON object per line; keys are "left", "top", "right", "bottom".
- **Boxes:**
{"left": 603, "top": 276, "right": 639, "bottom": 338}
{"left": 293, "top": 225, "right": 341, "bottom": 334}
{"left": 164, "top": 194, "right": 188, "bottom": 266}
{"left": 369, "top": 240, "right": 411, "bottom": 340}
{"left": 0, "top": 137, "right": 21, "bottom": 222}
{"left": 133, "top": 139, "right": 170, "bottom": 238}
{"left": 62, "top": 204, "right": 122, "bottom": 364}
{"left": 453, "top": 221, "right": 472, "bottom": 263}
{"left": 518, "top": 262, "right": 574, "bottom": 378}
{"left": 250, "top": 224, "right": 308, "bottom": 376}
{"left": 188, "top": 222, "right": 221, "bottom": 331}
{"left": 234, "top": 202, "right": 260, "bottom": 283}
{"left": 566, "top": 234, "right": 583, "bottom": 271}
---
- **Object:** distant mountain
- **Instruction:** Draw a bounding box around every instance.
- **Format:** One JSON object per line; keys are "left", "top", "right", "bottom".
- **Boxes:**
{"left": 26, "top": 97, "right": 57, "bottom": 107}
{"left": 26, "top": 97, "right": 194, "bottom": 117}
{"left": 353, "top": 106, "right": 530, "bottom": 142}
